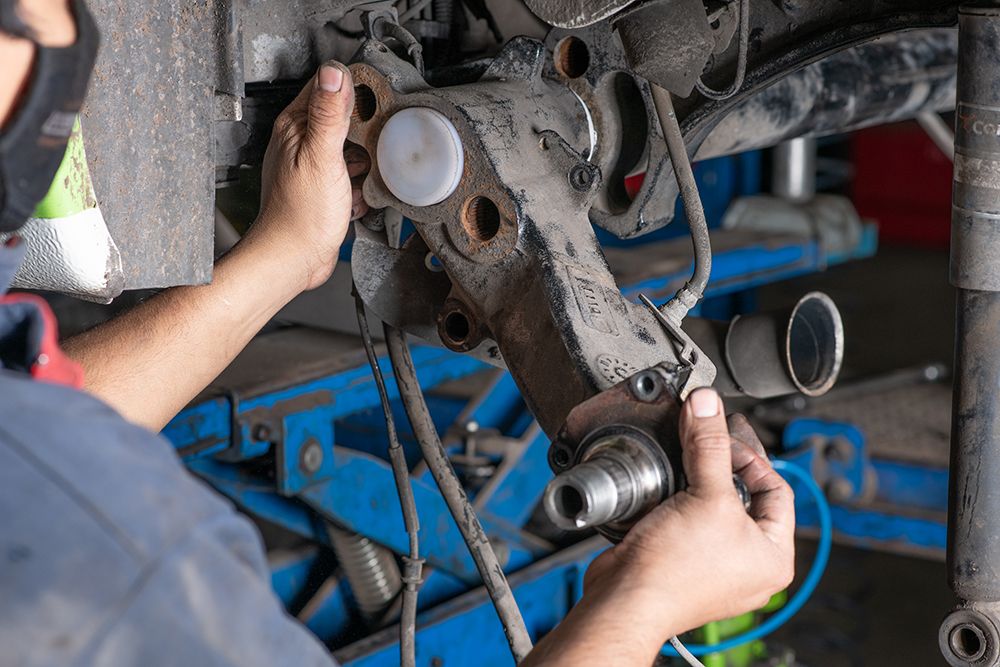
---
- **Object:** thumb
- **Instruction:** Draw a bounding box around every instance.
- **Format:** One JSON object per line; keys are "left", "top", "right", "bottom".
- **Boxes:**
{"left": 678, "top": 387, "right": 735, "bottom": 499}
{"left": 303, "top": 61, "right": 354, "bottom": 160}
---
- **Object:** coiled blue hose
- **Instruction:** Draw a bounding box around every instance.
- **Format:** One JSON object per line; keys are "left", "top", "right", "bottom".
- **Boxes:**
{"left": 660, "top": 458, "right": 833, "bottom": 658}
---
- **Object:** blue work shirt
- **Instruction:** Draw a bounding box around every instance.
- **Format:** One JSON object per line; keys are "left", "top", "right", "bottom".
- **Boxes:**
{"left": 0, "top": 242, "right": 337, "bottom": 666}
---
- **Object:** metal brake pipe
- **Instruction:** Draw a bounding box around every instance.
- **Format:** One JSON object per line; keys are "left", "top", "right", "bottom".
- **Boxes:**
{"left": 371, "top": 16, "right": 424, "bottom": 75}
{"left": 650, "top": 83, "right": 712, "bottom": 323}
{"left": 354, "top": 295, "right": 422, "bottom": 667}
{"left": 695, "top": 0, "right": 749, "bottom": 101}
{"left": 384, "top": 324, "right": 534, "bottom": 663}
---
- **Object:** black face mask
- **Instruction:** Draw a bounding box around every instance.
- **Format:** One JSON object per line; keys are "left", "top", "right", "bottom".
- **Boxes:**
{"left": 0, "top": 0, "right": 100, "bottom": 233}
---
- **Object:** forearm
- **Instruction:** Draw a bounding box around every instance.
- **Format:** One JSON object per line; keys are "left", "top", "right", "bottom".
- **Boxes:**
{"left": 521, "top": 582, "right": 677, "bottom": 667}
{"left": 63, "top": 223, "right": 316, "bottom": 431}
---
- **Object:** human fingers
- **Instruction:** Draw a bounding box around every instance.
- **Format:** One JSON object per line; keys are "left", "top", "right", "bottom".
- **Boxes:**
{"left": 678, "top": 388, "right": 739, "bottom": 500}
{"left": 345, "top": 142, "right": 371, "bottom": 174}
{"left": 348, "top": 161, "right": 368, "bottom": 179}
{"left": 731, "top": 440, "right": 795, "bottom": 545}
{"left": 301, "top": 61, "right": 355, "bottom": 163}
{"left": 727, "top": 413, "right": 767, "bottom": 460}
{"left": 351, "top": 189, "right": 369, "bottom": 220}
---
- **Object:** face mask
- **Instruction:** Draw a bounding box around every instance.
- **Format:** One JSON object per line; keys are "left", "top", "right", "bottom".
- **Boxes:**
{"left": 0, "top": 0, "right": 100, "bottom": 233}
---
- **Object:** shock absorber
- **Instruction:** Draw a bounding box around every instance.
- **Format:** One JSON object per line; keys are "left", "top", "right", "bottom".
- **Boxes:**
{"left": 941, "top": 6, "right": 1000, "bottom": 667}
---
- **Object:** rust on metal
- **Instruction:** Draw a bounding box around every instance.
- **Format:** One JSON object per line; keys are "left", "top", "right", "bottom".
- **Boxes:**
{"left": 348, "top": 63, "right": 519, "bottom": 264}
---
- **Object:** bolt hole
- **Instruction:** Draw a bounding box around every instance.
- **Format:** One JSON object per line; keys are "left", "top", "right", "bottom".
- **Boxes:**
{"left": 444, "top": 311, "right": 471, "bottom": 343}
{"left": 569, "top": 165, "right": 592, "bottom": 191}
{"left": 555, "top": 36, "right": 590, "bottom": 79}
{"left": 463, "top": 196, "right": 501, "bottom": 242}
{"left": 353, "top": 84, "right": 377, "bottom": 122}
{"left": 553, "top": 448, "right": 571, "bottom": 467}
{"left": 555, "top": 485, "right": 585, "bottom": 520}
{"left": 951, "top": 624, "right": 987, "bottom": 661}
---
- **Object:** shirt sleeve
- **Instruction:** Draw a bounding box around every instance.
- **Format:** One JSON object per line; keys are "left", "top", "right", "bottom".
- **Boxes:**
{"left": 86, "top": 510, "right": 338, "bottom": 667}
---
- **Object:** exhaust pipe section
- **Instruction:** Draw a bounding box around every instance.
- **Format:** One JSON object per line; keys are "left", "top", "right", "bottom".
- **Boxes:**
{"left": 686, "top": 291, "right": 844, "bottom": 399}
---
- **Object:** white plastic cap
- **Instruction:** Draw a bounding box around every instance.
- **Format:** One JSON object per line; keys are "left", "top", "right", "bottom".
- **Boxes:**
{"left": 376, "top": 107, "right": 464, "bottom": 207}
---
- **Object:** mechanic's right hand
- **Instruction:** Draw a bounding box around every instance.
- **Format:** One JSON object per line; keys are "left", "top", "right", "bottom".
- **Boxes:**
{"left": 247, "top": 60, "right": 362, "bottom": 293}
{"left": 582, "top": 387, "right": 795, "bottom": 642}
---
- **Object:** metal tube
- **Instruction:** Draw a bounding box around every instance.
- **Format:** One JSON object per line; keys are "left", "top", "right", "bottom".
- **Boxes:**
{"left": 917, "top": 112, "right": 956, "bottom": 162}
{"left": 683, "top": 292, "right": 845, "bottom": 399}
{"left": 944, "top": 7, "right": 1000, "bottom": 667}
{"left": 384, "top": 325, "right": 533, "bottom": 663}
{"left": 651, "top": 83, "right": 712, "bottom": 321}
{"left": 772, "top": 137, "right": 816, "bottom": 203}
{"left": 949, "top": 2, "right": 1000, "bottom": 599}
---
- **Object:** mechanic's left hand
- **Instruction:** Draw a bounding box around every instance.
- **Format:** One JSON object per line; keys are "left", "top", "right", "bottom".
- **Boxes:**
{"left": 250, "top": 60, "right": 366, "bottom": 292}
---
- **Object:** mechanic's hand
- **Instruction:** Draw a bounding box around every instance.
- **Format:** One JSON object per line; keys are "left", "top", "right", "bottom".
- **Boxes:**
{"left": 583, "top": 387, "right": 795, "bottom": 639}
{"left": 250, "top": 60, "right": 367, "bottom": 292}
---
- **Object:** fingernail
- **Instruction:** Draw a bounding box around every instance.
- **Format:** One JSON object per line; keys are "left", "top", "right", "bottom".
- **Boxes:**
{"left": 319, "top": 64, "right": 344, "bottom": 92}
{"left": 690, "top": 388, "right": 719, "bottom": 418}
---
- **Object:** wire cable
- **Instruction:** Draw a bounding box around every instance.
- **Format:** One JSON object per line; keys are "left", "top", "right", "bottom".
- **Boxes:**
{"left": 384, "top": 324, "right": 534, "bottom": 663}
{"left": 661, "top": 458, "right": 833, "bottom": 658}
{"left": 354, "top": 294, "right": 423, "bottom": 667}
{"left": 669, "top": 635, "right": 708, "bottom": 667}
{"left": 695, "top": 0, "right": 750, "bottom": 101}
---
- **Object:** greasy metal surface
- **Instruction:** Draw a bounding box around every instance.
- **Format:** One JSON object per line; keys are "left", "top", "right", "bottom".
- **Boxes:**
{"left": 522, "top": 0, "right": 634, "bottom": 29}
{"left": 238, "top": 0, "right": 364, "bottom": 83}
{"left": 546, "top": 362, "right": 685, "bottom": 542}
{"left": 614, "top": 0, "right": 714, "bottom": 98}
{"left": 349, "top": 56, "right": 523, "bottom": 263}
{"left": 677, "top": 2, "right": 959, "bottom": 152}
{"left": 543, "top": 23, "right": 680, "bottom": 239}
{"left": 949, "top": 6, "right": 1000, "bottom": 615}
{"left": 351, "top": 36, "right": 694, "bottom": 436}
{"left": 952, "top": 9, "right": 1000, "bottom": 291}
{"left": 949, "top": 290, "right": 1000, "bottom": 602}
{"left": 82, "top": 0, "right": 216, "bottom": 288}
{"left": 696, "top": 29, "right": 959, "bottom": 159}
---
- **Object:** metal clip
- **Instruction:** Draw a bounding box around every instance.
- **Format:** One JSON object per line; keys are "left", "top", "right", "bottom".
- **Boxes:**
{"left": 638, "top": 293, "right": 716, "bottom": 398}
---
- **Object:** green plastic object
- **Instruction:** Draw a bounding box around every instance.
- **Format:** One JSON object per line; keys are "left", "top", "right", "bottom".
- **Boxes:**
{"left": 690, "top": 591, "right": 791, "bottom": 667}
{"left": 32, "top": 116, "right": 97, "bottom": 219}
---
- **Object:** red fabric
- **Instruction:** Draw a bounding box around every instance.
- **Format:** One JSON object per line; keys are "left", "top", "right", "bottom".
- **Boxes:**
{"left": 0, "top": 293, "right": 84, "bottom": 389}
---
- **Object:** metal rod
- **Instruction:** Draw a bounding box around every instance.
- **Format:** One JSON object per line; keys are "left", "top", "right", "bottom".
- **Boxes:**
{"left": 384, "top": 324, "right": 533, "bottom": 663}
{"left": 917, "top": 112, "right": 955, "bottom": 162}
{"left": 355, "top": 294, "right": 422, "bottom": 667}
{"left": 772, "top": 137, "right": 817, "bottom": 202}
{"left": 398, "top": 0, "right": 433, "bottom": 24}
{"left": 943, "top": 6, "right": 1000, "bottom": 666}
{"left": 650, "top": 83, "right": 712, "bottom": 323}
